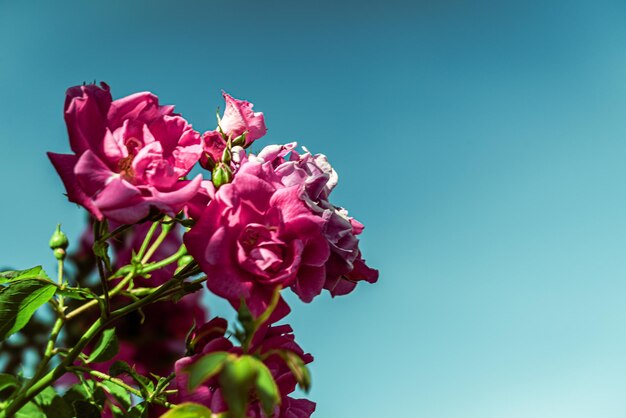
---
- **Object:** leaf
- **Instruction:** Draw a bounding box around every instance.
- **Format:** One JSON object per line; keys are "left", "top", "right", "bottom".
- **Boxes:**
{"left": 87, "top": 328, "right": 119, "bottom": 363}
{"left": 109, "top": 360, "right": 132, "bottom": 378}
{"left": 279, "top": 350, "right": 311, "bottom": 392}
{"left": 127, "top": 402, "right": 149, "bottom": 418}
{"left": 72, "top": 400, "right": 101, "bottom": 418}
{"left": 160, "top": 402, "right": 214, "bottom": 418}
{"left": 57, "top": 287, "right": 97, "bottom": 300}
{"left": 218, "top": 356, "right": 258, "bottom": 418}
{"left": 99, "top": 380, "right": 131, "bottom": 410}
{"left": 109, "top": 361, "right": 153, "bottom": 394}
{"left": 110, "top": 404, "right": 125, "bottom": 418}
{"left": 12, "top": 388, "right": 73, "bottom": 418}
{"left": 252, "top": 359, "right": 281, "bottom": 416}
{"left": 0, "top": 266, "right": 49, "bottom": 284}
{"left": 15, "top": 401, "right": 46, "bottom": 418}
{"left": 183, "top": 351, "right": 230, "bottom": 390}
{"left": 0, "top": 373, "right": 19, "bottom": 395}
{"left": 34, "top": 387, "right": 73, "bottom": 418}
{"left": 0, "top": 279, "right": 56, "bottom": 341}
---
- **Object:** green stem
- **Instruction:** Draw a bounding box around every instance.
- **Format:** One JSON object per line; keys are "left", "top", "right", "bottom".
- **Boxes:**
{"left": 136, "top": 220, "right": 161, "bottom": 262}
{"left": 22, "top": 260, "right": 67, "bottom": 393}
{"left": 69, "top": 366, "right": 142, "bottom": 397}
{"left": 99, "top": 223, "right": 133, "bottom": 242}
{"left": 141, "top": 220, "right": 173, "bottom": 264}
{"left": 65, "top": 268, "right": 136, "bottom": 320}
{"left": 1, "top": 274, "right": 183, "bottom": 417}
{"left": 139, "top": 245, "right": 187, "bottom": 275}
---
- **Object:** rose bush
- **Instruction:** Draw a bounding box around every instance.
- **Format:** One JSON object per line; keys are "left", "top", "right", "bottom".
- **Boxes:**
{"left": 0, "top": 83, "right": 378, "bottom": 418}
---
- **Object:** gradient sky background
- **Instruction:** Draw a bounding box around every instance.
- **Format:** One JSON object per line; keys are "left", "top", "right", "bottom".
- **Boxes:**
{"left": 2, "top": 0, "right": 626, "bottom": 416}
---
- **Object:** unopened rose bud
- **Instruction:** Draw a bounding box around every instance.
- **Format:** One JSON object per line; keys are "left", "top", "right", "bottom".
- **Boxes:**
{"left": 53, "top": 248, "right": 66, "bottom": 260}
{"left": 49, "top": 224, "right": 69, "bottom": 250}
{"left": 212, "top": 163, "right": 233, "bottom": 189}
{"left": 222, "top": 146, "right": 232, "bottom": 164}
{"left": 176, "top": 254, "right": 195, "bottom": 274}
{"left": 232, "top": 131, "right": 247, "bottom": 147}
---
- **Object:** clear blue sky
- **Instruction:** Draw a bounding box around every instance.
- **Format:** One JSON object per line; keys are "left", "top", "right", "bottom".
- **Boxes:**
{"left": 2, "top": 0, "right": 626, "bottom": 416}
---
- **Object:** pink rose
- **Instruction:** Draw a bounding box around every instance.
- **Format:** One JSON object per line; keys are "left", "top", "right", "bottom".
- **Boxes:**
{"left": 252, "top": 144, "right": 379, "bottom": 296}
{"left": 49, "top": 83, "right": 204, "bottom": 224}
{"left": 174, "top": 318, "right": 315, "bottom": 418}
{"left": 200, "top": 92, "right": 267, "bottom": 168}
{"left": 184, "top": 160, "right": 330, "bottom": 317}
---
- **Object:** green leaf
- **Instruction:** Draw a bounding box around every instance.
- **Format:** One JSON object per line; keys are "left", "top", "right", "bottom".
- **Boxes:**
{"left": 109, "top": 360, "right": 132, "bottom": 378}
{"left": 15, "top": 401, "right": 45, "bottom": 418}
{"left": 0, "top": 266, "right": 49, "bottom": 284}
{"left": 0, "top": 373, "right": 19, "bottom": 396}
{"left": 99, "top": 380, "right": 131, "bottom": 410}
{"left": 34, "top": 387, "right": 73, "bottom": 418}
{"left": 183, "top": 351, "right": 230, "bottom": 390}
{"left": 252, "top": 358, "right": 281, "bottom": 415}
{"left": 109, "top": 361, "right": 153, "bottom": 394}
{"left": 72, "top": 400, "right": 101, "bottom": 418}
{"left": 280, "top": 350, "right": 311, "bottom": 392}
{"left": 57, "top": 286, "right": 97, "bottom": 300}
{"left": 160, "top": 402, "right": 213, "bottom": 418}
{"left": 218, "top": 356, "right": 258, "bottom": 418}
{"left": 0, "top": 279, "right": 56, "bottom": 341}
{"left": 127, "top": 402, "right": 149, "bottom": 418}
{"left": 110, "top": 404, "right": 125, "bottom": 418}
{"left": 87, "top": 328, "right": 119, "bottom": 363}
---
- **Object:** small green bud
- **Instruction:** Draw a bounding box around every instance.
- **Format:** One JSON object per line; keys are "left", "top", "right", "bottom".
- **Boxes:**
{"left": 49, "top": 224, "right": 69, "bottom": 250}
{"left": 178, "top": 255, "right": 194, "bottom": 268}
{"left": 222, "top": 146, "right": 232, "bottom": 164}
{"left": 53, "top": 248, "right": 66, "bottom": 260}
{"left": 212, "top": 163, "right": 233, "bottom": 189}
{"left": 232, "top": 132, "right": 247, "bottom": 147}
{"left": 175, "top": 254, "right": 195, "bottom": 274}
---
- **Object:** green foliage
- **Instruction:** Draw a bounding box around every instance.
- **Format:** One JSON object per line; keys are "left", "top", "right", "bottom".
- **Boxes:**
{"left": 57, "top": 286, "right": 97, "bottom": 300}
{"left": 253, "top": 358, "right": 281, "bottom": 416}
{"left": 160, "top": 402, "right": 214, "bottom": 418}
{"left": 0, "top": 275, "right": 56, "bottom": 341}
{"left": 98, "top": 380, "right": 131, "bottom": 411}
{"left": 87, "top": 328, "right": 119, "bottom": 363}
{"left": 0, "top": 266, "right": 49, "bottom": 284}
{"left": 109, "top": 361, "right": 154, "bottom": 395}
{"left": 63, "top": 379, "right": 106, "bottom": 418}
{"left": 0, "top": 373, "right": 19, "bottom": 398}
{"left": 184, "top": 351, "right": 230, "bottom": 390}
{"left": 220, "top": 356, "right": 281, "bottom": 418}
{"left": 279, "top": 350, "right": 311, "bottom": 392}
{"left": 15, "top": 387, "right": 72, "bottom": 418}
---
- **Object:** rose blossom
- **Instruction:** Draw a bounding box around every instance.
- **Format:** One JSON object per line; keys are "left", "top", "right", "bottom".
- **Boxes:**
{"left": 184, "top": 160, "right": 330, "bottom": 317}
{"left": 174, "top": 318, "right": 315, "bottom": 417}
{"left": 48, "top": 82, "right": 204, "bottom": 224}
{"left": 200, "top": 92, "right": 267, "bottom": 169}
{"left": 251, "top": 143, "right": 379, "bottom": 296}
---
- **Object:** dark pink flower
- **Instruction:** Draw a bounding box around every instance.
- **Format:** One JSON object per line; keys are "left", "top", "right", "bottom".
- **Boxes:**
{"left": 49, "top": 83, "right": 203, "bottom": 224}
{"left": 200, "top": 92, "right": 267, "bottom": 168}
{"left": 251, "top": 144, "right": 378, "bottom": 297}
{"left": 174, "top": 318, "right": 315, "bottom": 418}
{"left": 184, "top": 161, "right": 330, "bottom": 317}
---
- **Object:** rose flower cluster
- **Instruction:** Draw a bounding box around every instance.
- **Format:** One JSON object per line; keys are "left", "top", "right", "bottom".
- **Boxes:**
{"left": 49, "top": 83, "right": 378, "bottom": 417}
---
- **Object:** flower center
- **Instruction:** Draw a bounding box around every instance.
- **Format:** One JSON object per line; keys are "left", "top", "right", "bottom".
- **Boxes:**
{"left": 237, "top": 224, "right": 287, "bottom": 281}
{"left": 117, "top": 137, "right": 142, "bottom": 181}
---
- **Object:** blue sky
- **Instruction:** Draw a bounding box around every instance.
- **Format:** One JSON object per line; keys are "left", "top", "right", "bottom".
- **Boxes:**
{"left": 2, "top": 0, "right": 626, "bottom": 416}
